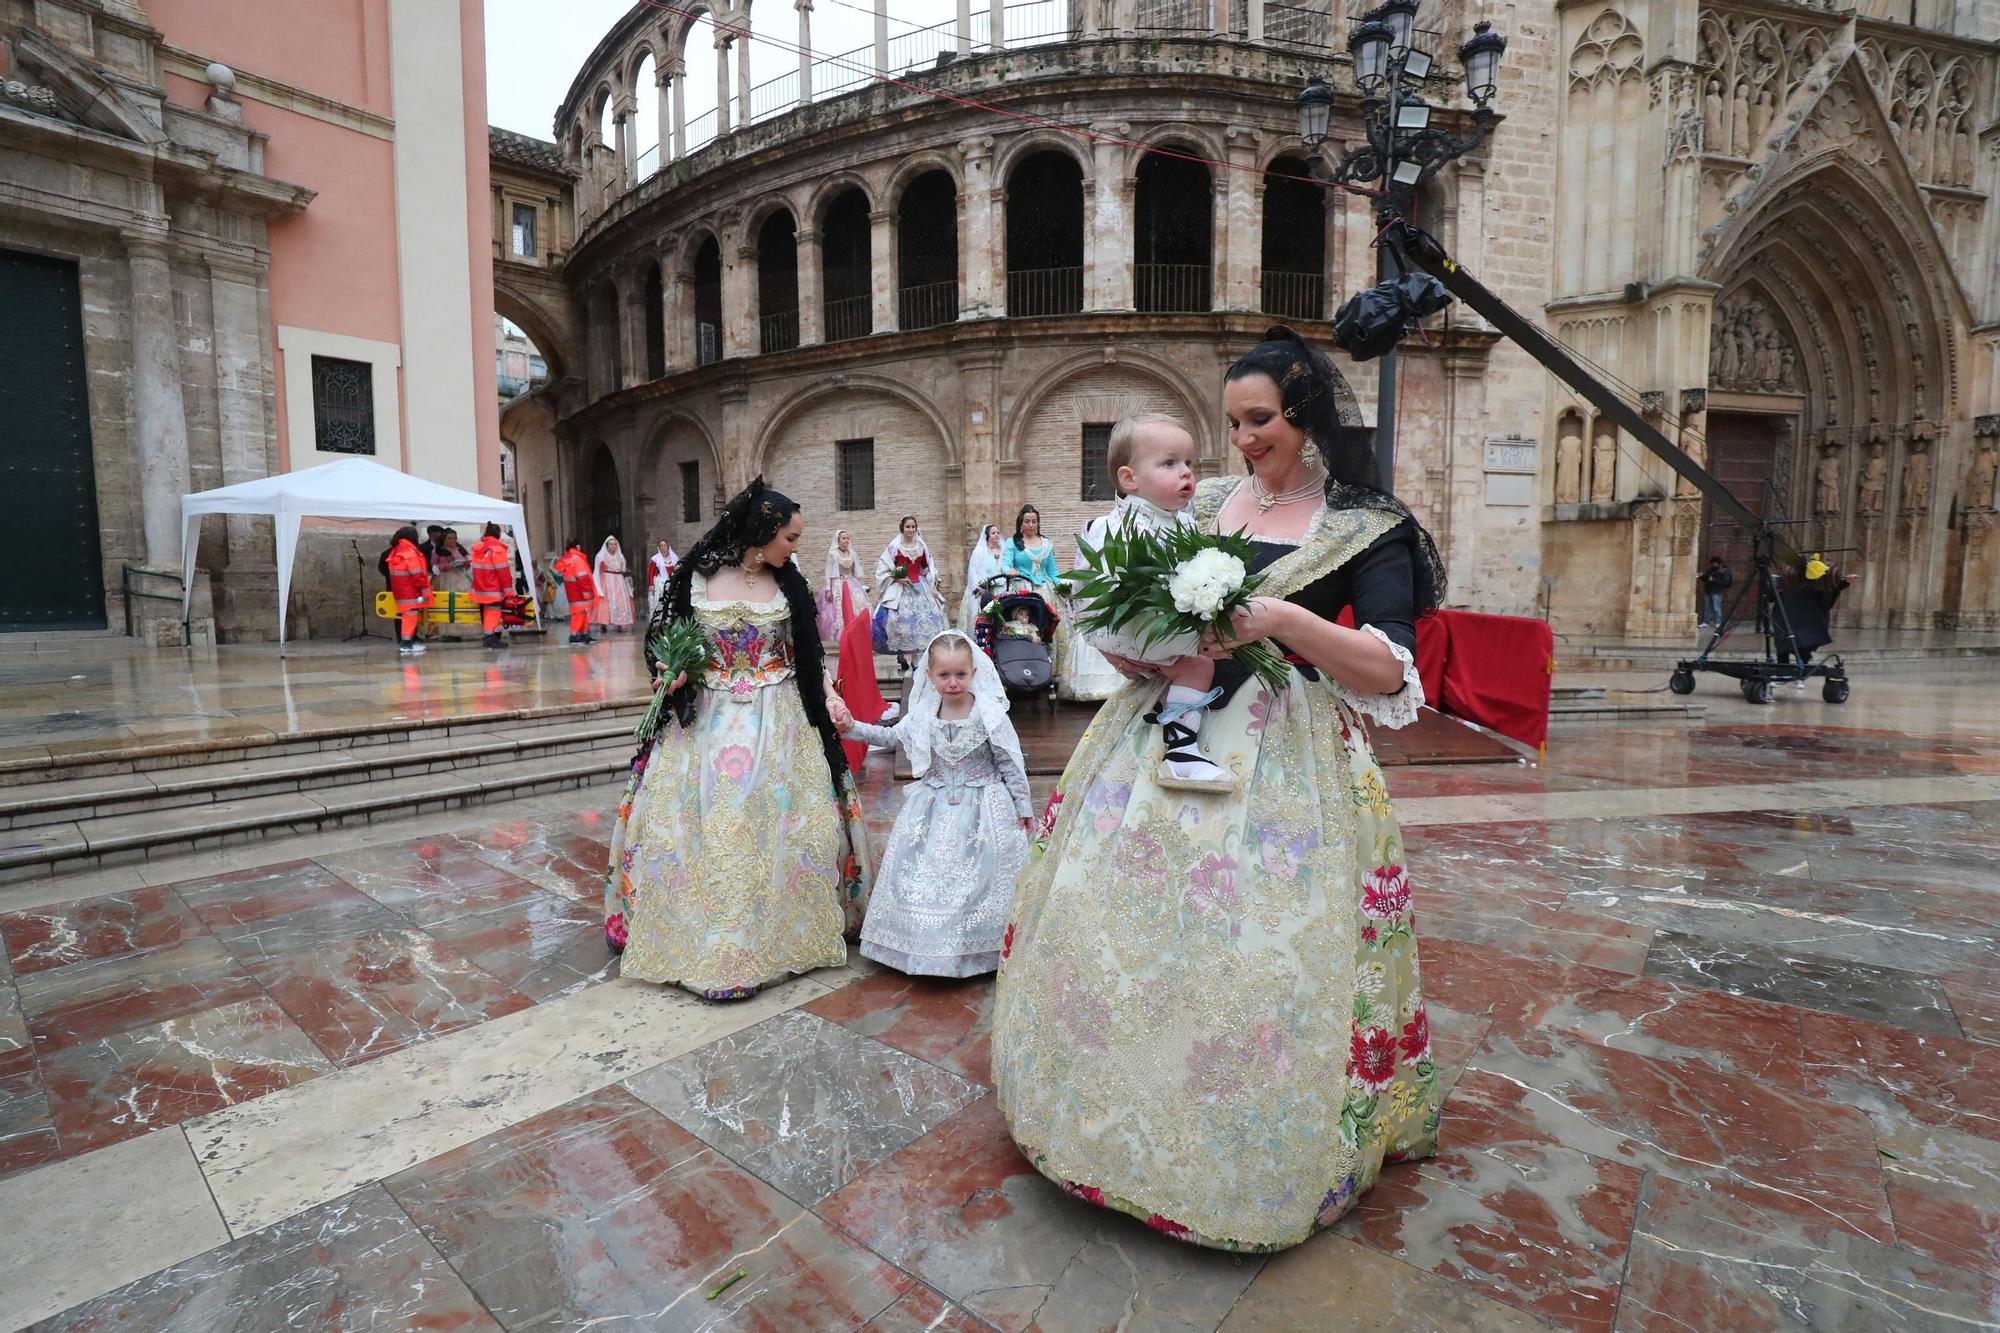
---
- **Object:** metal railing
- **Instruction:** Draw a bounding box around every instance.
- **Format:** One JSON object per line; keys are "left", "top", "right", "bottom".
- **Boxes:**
{"left": 696, "top": 321, "right": 722, "bottom": 366}
{"left": 1004, "top": 0, "right": 1075, "bottom": 45}
{"left": 824, "top": 295, "right": 872, "bottom": 342}
{"left": 1261, "top": 270, "right": 1326, "bottom": 321}
{"left": 1261, "top": 0, "right": 1339, "bottom": 55}
{"left": 1006, "top": 265, "right": 1083, "bottom": 316}
{"left": 749, "top": 69, "right": 799, "bottom": 123}
{"left": 812, "top": 43, "right": 876, "bottom": 101}
{"left": 122, "top": 566, "right": 187, "bottom": 643}
{"left": 1135, "top": 263, "right": 1213, "bottom": 312}
{"left": 898, "top": 281, "right": 959, "bottom": 330}
{"left": 886, "top": 17, "right": 963, "bottom": 74}
{"left": 635, "top": 143, "right": 661, "bottom": 181}
{"left": 760, "top": 308, "right": 800, "bottom": 353}
{"left": 684, "top": 107, "right": 718, "bottom": 154}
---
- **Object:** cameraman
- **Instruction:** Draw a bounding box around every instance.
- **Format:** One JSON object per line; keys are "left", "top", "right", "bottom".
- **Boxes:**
{"left": 1698, "top": 556, "right": 1732, "bottom": 627}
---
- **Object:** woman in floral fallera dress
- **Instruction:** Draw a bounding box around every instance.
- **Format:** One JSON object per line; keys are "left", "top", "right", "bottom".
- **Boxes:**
{"left": 603, "top": 478, "right": 872, "bottom": 1000}
{"left": 992, "top": 326, "right": 1446, "bottom": 1251}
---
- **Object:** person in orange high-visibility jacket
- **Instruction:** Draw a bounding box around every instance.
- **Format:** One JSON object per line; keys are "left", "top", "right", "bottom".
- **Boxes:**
{"left": 469, "top": 522, "right": 514, "bottom": 649}
{"left": 553, "top": 542, "right": 598, "bottom": 645}
{"left": 383, "top": 526, "right": 431, "bottom": 657}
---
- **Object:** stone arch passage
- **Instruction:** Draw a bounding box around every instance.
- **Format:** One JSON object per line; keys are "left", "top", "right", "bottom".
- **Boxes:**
{"left": 586, "top": 442, "right": 624, "bottom": 549}
{"left": 643, "top": 261, "right": 665, "bottom": 380}
{"left": 821, "top": 188, "right": 872, "bottom": 342}
{"left": 1261, "top": 155, "right": 1325, "bottom": 320}
{"left": 1135, "top": 147, "right": 1213, "bottom": 312}
{"left": 692, "top": 235, "right": 723, "bottom": 366}
{"left": 897, "top": 170, "right": 959, "bottom": 331}
{"left": 758, "top": 211, "right": 800, "bottom": 353}
{"left": 643, "top": 415, "right": 722, "bottom": 556}
{"left": 1011, "top": 360, "right": 1206, "bottom": 549}
{"left": 1007, "top": 151, "right": 1084, "bottom": 316}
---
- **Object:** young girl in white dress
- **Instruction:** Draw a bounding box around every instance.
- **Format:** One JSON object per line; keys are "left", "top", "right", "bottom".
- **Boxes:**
{"left": 840, "top": 630, "right": 1032, "bottom": 977}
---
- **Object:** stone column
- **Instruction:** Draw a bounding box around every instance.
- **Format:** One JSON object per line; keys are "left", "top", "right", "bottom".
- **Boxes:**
{"left": 797, "top": 0, "right": 814, "bottom": 103}
{"left": 615, "top": 266, "right": 644, "bottom": 388}
{"left": 203, "top": 254, "right": 275, "bottom": 636}
{"left": 960, "top": 136, "right": 998, "bottom": 318}
{"left": 715, "top": 35, "right": 733, "bottom": 136}
{"left": 869, "top": 207, "right": 895, "bottom": 333}
{"left": 990, "top": 0, "right": 1005, "bottom": 48}
{"left": 669, "top": 57, "right": 687, "bottom": 157}
{"left": 1112, "top": 0, "right": 1136, "bottom": 37}
{"left": 126, "top": 230, "right": 191, "bottom": 570}
{"left": 797, "top": 227, "right": 825, "bottom": 344}
{"left": 1218, "top": 125, "right": 1258, "bottom": 312}
{"left": 663, "top": 256, "right": 689, "bottom": 371}
{"left": 723, "top": 233, "right": 756, "bottom": 359}
{"left": 1088, "top": 127, "right": 1132, "bottom": 312}
{"left": 1245, "top": 0, "right": 1263, "bottom": 41}
{"left": 957, "top": 0, "right": 973, "bottom": 53}
{"left": 873, "top": 0, "right": 889, "bottom": 76}
{"left": 655, "top": 67, "right": 674, "bottom": 164}
{"left": 613, "top": 107, "right": 632, "bottom": 185}
{"left": 736, "top": 25, "right": 753, "bottom": 128}
{"left": 718, "top": 382, "right": 753, "bottom": 489}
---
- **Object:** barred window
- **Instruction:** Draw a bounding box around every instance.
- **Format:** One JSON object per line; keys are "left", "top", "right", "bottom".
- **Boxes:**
{"left": 310, "top": 355, "right": 376, "bottom": 455}
{"left": 679, "top": 460, "right": 701, "bottom": 523}
{"left": 837, "top": 438, "right": 875, "bottom": 511}
{"left": 1080, "top": 422, "right": 1115, "bottom": 501}
{"left": 511, "top": 204, "right": 537, "bottom": 258}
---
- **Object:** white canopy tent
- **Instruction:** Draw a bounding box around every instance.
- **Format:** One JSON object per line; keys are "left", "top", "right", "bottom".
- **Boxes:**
{"left": 179, "top": 457, "right": 538, "bottom": 646}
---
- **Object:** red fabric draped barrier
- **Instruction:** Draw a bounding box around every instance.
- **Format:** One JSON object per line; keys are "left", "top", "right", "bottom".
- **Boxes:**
{"left": 835, "top": 612, "right": 889, "bottom": 774}
{"left": 1337, "top": 608, "right": 1554, "bottom": 750}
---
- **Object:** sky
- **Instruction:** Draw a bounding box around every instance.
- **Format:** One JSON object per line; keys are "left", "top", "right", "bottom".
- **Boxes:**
{"left": 484, "top": 0, "right": 963, "bottom": 144}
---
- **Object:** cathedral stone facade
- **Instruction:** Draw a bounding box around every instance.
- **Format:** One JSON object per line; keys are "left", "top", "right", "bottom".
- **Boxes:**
{"left": 500, "top": 0, "right": 1998, "bottom": 636}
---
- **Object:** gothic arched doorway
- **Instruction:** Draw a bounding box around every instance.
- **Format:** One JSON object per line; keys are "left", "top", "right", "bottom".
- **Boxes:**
{"left": 586, "top": 443, "right": 622, "bottom": 549}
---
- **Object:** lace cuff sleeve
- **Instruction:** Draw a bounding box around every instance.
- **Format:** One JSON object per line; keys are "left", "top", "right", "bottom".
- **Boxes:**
{"left": 844, "top": 720, "right": 900, "bottom": 750}
{"left": 1330, "top": 623, "right": 1425, "bottom": 731}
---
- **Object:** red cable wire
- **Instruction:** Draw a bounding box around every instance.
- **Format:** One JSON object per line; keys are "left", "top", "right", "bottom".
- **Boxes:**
{"left": 619, "top": 0, "right": 1385, "bottom": 200}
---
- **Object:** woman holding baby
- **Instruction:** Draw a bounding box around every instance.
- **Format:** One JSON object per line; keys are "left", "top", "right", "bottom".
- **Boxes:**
{"left": 992, "top": 326, "right": 1444, "bottom": 1252}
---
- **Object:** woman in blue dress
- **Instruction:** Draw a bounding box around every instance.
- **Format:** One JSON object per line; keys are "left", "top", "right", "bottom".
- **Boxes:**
{"left": 1000, "top": 504, "right": 1061, "bottom": 592}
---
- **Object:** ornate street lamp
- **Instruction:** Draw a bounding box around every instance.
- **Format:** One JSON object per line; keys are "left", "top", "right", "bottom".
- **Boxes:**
{"left": 1295, "top": 7, "right": 1506, "bottom": 491}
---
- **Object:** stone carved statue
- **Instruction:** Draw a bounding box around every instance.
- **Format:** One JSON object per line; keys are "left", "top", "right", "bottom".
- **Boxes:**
{"left": 1710, "top": 297, "right": 1799, "bottom": 393}
{"left": 1590, "top": 420, "right": 1617, "bottom": 503}
{"left": 1969, "top": 439, "right": 1998, "bottom": 512}
{"left": 1903, "top": 442, "right": 1932, "bottom": 511}
{"left": 1704, "top": 78, "right": 1726, "bottom": 153}
{"left": 1751, "top": 84, "right": 1778, "bottom": 150}
{"left": 1731, "top": 79, "right": 1751, "bottom": 155}
{"left": 1555, "top": 425, "right": 1584, "bottom": 505}
{"left": 1859, "top": 443, "right": 1888, "bottom": 514}
{"left": 1813, "top": 447, "right": 1840, "bottom": 514}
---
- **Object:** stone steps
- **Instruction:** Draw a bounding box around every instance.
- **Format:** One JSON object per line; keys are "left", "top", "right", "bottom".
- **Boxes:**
{"left": 0, "top": 703, "right": 648, "bottom": 883}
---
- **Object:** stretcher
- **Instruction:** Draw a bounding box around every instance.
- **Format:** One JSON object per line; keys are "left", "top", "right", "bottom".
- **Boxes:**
{"left": 372, "top": 590, "right": 539, "bottom": 627}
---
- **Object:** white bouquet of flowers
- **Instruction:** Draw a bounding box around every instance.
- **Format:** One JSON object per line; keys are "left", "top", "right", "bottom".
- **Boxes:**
{"left": 1068, "top": 524, "right": 1290, "bottom": 690}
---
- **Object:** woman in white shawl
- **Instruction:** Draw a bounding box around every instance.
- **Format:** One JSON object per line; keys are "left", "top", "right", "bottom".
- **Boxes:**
{"left": 960, "top": 523, "right": 1005, "bottom": 631}
{"left": 840, "top": 630, "right": 1031, "bottom": 976}
{"left": 871, "top": 515, "right": 949, "bottom": 671}
{"left": 591, "top": 536, "right": 634, "bottom": 631}
{"left": 817, "top": 529, "right": 872, "bottom": 643}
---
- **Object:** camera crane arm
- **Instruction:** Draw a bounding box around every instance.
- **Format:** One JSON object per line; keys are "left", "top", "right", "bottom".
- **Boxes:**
{"left": 1383, "top": 219, "right": 1798, "bottom": 568}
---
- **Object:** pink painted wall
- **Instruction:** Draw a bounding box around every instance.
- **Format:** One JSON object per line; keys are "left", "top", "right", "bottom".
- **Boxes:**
{"left": 141, "top": 0, "right": 392, "bottom": 115}
{"left": 462, "top": 0, "right": 502, "bottom": 497}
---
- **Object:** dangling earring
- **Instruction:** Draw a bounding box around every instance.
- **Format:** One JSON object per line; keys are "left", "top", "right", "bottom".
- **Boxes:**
{"left": 745, "top": 546, "right": 764, "bottom": 571}
{"left": 1300, "top": 437, "right": 1323, "bottom": 471}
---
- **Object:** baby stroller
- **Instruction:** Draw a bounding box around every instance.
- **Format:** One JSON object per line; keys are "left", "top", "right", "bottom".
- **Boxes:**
{"left": 975, "top": 574, "right": 1059, "bottom": 705}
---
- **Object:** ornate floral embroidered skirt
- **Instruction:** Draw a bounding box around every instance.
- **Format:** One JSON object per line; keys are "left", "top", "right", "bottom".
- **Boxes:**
{"left": 873, "top": 586, "right": 948, "bottom": 654}
{"left": 603, "top": 683, "right": 871, "bottom": 999}
{"left": 991, "top": 674, "right": 1438, "bottom": 1250}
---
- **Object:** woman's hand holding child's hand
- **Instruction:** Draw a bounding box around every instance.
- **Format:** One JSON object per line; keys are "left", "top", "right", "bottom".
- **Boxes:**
{"left": 828, "top": 699, "right": 855, "bottom": 732}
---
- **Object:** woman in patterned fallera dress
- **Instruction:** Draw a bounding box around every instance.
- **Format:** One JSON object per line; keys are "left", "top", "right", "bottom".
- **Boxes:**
{"left": 992, "top": 327, "right": 1446, "bottom": 1251}
{"left": 603, "top": 477, "right": 872, "bottom": 1000}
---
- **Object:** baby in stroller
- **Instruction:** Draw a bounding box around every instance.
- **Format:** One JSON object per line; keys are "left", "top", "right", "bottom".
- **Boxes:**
{"left": 977, "top": 576, "right": 1058, "bottom": 699}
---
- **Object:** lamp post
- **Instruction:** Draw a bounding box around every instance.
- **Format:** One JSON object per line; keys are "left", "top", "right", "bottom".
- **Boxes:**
{"left": 1298, "top": 13, "right": 1505, "bottom": 491}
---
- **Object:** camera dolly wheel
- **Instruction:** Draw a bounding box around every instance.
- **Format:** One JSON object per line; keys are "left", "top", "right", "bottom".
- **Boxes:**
{"left": 1740, "top": 677, "right": 1772, "bottom": 705}
{"left": 1822, "top": 675, "right": 1850, "bottom": 704}
{"left": 1669, "top": 667, "right": 1696, "bottom": 695}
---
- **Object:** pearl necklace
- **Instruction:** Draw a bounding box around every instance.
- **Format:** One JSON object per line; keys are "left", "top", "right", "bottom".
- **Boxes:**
{"left": 1252, "top": 469, "right": 1328, "bottom": 512}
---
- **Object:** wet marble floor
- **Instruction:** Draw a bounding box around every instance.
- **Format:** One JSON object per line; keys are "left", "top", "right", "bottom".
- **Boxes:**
{"left": 2, "top": 669, "right": 1999, "bottom": 1329}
